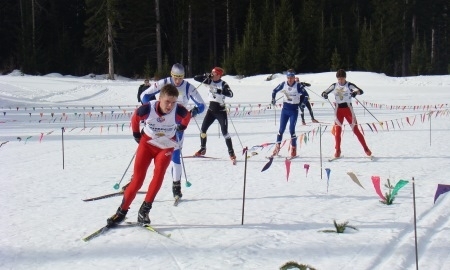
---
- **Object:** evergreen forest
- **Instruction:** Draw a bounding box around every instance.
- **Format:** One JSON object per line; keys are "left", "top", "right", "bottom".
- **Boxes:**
{"left": 0, "top": 0, "right": 448, "bottom": 79}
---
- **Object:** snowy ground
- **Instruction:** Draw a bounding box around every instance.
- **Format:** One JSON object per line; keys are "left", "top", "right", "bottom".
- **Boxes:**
{"left": 1, "top": 71, "right": 449, "bottom": 269}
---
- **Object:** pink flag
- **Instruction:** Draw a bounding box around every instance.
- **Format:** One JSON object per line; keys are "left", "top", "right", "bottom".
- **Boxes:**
{"left": 285, "top": 158, "right": 291, "bottom": 181}
{"left": 371, "top": 176, "right": 386, "bottom": 200}
{"left": 39, "top": 133, "right": 44, "bottom": 143}
{"left": 304, "top": 164, "right": 310, "bottom": 177}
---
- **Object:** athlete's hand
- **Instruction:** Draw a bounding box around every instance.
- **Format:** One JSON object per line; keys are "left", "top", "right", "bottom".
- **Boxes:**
{"left": 133, "top": 132, "right": 141, "bottom": 144}
{"left": 301, "top": 82, "right": 311, "bottom": 87}
{"left": 176, "top": 124, "right": 187, "bottom": 131}
{"left": 190, "top": 106, "right": 199, "bottom": 118}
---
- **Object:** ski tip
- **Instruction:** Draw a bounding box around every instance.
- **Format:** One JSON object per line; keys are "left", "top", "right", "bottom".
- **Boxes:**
{"left": 328, "top": 156, "right": 342, "bottom": 162}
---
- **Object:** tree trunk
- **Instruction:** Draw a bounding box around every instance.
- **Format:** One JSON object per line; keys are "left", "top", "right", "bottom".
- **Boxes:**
{"left": 19, "top": 0, "right": 25, "bottom": 70}
{"left": 226, "top": 0, "right": 230, "bottom": 53}
{"left": 431, "top": 28, "right": 435, "bottom": 65}
{"left": 32, "top": 0, "right": 36, "bottom": 62}
{"left": 212, "top": 0, "right": 217, "bottom": 65}
{"left": 107, "top": 16, "right": 114, "bottom": 80}
{"left": 187, "top": 4, "right": 192, "bottom": 77}
{"left": 155, "top": 0, "right": 162, "bottom": 72}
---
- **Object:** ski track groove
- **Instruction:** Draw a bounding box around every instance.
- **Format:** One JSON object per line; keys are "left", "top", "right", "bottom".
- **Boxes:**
{"left": 153, "top": 230, "right": 182, "bottom": 270}
{"left": 366, "top": 194, "right": 449, "bottom": 270}
{"left": 417, "top": 213, "right": 450, "bottom": 269}
{"left": 167, "top": 200, "right": 189, "bottom": 243}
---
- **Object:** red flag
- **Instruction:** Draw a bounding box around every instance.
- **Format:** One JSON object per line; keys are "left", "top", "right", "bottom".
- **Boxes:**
{"left": 304, "top": 164, "right": 310, "bottom": 177}
{"left": 371, "top": 176, "right": 386, "bottom": 201}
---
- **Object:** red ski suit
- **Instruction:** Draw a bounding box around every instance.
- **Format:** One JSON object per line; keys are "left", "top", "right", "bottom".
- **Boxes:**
{"left": 323, "top": 81, "right": 370, "bottom": 154}
{"left": 120, "top": 102, "right": 190, "bottom": 210}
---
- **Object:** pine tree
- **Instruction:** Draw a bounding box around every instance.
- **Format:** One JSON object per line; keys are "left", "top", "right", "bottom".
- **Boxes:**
{"left": 330, "top": 47, "right": 342, "bottom": 71}
{"left": 84, "top": 0, "right": 121, "bottom": 79}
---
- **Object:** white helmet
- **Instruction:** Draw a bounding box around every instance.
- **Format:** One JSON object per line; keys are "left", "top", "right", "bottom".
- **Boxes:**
{"left": 171, "top": 63, "right": 185, "bottom": 78}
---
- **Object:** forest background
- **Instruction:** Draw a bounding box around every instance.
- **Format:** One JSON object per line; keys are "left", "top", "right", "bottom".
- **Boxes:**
{"left": 0, "top": 0, "right": 449, "bottom": 79}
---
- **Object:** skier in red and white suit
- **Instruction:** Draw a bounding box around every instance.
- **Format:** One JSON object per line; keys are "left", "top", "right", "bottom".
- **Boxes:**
{"left": 321, "top": 69, "right": 372, "bottom": 158}
{"left": 107, "top": 84, "right": 191, "bottom": 227}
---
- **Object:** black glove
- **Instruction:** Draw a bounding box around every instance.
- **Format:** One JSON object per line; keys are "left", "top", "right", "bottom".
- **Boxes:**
{"left": 205, "top": 73, "right": 213, "bottom": 79}
{"left": 190, "top": 106, "right": 199, "bottom": 117}
{"left": 321, "top": 92, "right": 328, "bottom": 99}
{"left": 351, "top": 91, "right": 358, "bottom": 98}
{"left": 271, "top": 98, "right": 276, "bottom": 105}
{"left": 301, "top": 82, "right": 311, "bottom": 87}
{"left": 216, "top": 88, "right": 222, "bottom": 95}
{"left": 133, "top": 132, "right": 141, "bottom": 144}
{"left": 176, "top": 124, "right": 187, "bottom": 131}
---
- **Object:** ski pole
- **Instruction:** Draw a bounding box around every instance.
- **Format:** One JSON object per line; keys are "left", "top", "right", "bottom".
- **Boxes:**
{"left": 326, "top": 98, "right": 335, "bottom": 109}
{"left": 354, "top": 97, "right": 382, "bottom": 123}
{"left": 176, "top": 132, "right": 192, "bottom": 187}
{"left": 192, "top": 114, "right": 202, "bottom": 132}
{"left": 227, "top": 106, "right": 244, "bottom": 149}
{"left": 193, "top": 76, "right": 211, "bottom": 91}
{"left": 273, "top": 96, "right": 283, "bottom": 126}
{"left": 113, "top": 152, "right": 136, "bottom": 190}
{"left": 304, "top": 86, "right": 324, "bottom": 99}
{"left": 241, "top": 147, "right": 249, "bottom": 225}
{"left": 180, "top": 151, "right": 192, "bottom": 187}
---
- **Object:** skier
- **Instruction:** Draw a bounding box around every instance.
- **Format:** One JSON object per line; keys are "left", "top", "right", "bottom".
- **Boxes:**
{"left": 107, "top": 84, "right": 191, "bottom": 226}
{"left": 294, "top": 77, "right": 319, "bottom": 125}
{"left": 192, "top": 67, "right": 237, "bottom": 164}
{"left": 321, "top": 69, "right": 372, "bottom": 158}
{"left": 137, "top": 79, "right": 153, "bottom": 104}
{"left": 271, "top": 69, "right": 307, "bottom": 158}
{"left": 138, "top": 63, "right": 206, "bottom": 201}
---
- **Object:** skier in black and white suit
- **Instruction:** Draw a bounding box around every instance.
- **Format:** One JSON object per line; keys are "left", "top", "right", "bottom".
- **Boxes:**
{"left": 193, "top": 67, "right": 237, "bottom": 164}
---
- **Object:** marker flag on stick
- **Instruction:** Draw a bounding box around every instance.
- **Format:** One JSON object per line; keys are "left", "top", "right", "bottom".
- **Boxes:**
{"left": 392, "top": 180, "right": 409, "bottom": 197}
{"left": 347, "top": 172, "right": 365, "bottom": 189}
{"left": 325, "top": 168, "right": 331, "bottom": 192}
{"left": 285, "top": 158, "right": 291, "bottom": 181}
{"left": 434, "top": 184, "right": 450, "bottom": 204}
{"left": 371, "top": 176, "right": 387, "bottom": 201}
{"left": 304, "top": 164, "right": 310, "bottom": 177}
{"left": 261, "top": 157, "right": 273, "bottom": 172}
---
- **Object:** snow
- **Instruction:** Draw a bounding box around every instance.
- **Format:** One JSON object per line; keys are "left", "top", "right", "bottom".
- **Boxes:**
{"left": 1, "top": 70, "right": 450, "bottom": 270}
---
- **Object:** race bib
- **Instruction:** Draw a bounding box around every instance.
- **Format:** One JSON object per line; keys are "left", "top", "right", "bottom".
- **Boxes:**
{"left": 148, "top": 136, "right": 178, "bottom": 149}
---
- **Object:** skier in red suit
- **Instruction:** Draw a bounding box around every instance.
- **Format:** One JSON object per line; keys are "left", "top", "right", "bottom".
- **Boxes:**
{"left": 321, "top": 69, "right": 372, "bottom": 158}
{"left": 107, "top": 84, "right": 191, "bottom": 226}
